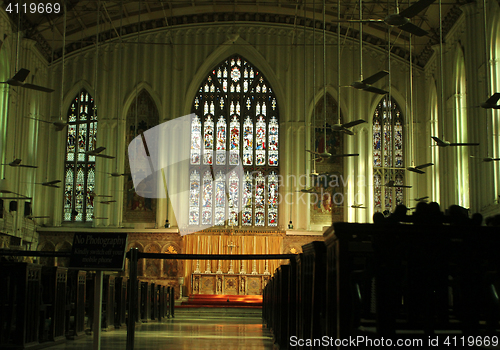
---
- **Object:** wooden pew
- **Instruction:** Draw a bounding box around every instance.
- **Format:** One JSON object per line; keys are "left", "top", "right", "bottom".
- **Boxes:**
{"left": 158, "top": 285, "right": 164, "bottom": 321}
{"left": 101, "top": 275, "right": 115, "bottom": 330}
{"left": 302, "top": 241, "right": 327, "bottom": 348}
{"left": 287, "top": 258, "right": 298, "bottom": 350}
{"left": 114, "top": 276, "right": 127, "bottom": 328}
{"left": 40, "top": 266, "right": 67, "bottom": 344}
{"left": 126, "top": 279, "right": 141, "bottom": 324}
{"left": 66, "top": 270, "right": 86, "bottom": 338}
{"left": 0, "top": 262, "right": 41, "bottom": 349}
{"left": 169, "top": 285, "right": 175, "bottom": 318}
{"left": 85, "top": 272, "right": 94, "bottom": 333}
{"left": 140, "top": 281, "right": 151, "bottom": 322}
{"left": 328, "top": 222, "right": 500, "bottom": 339}
{"left": 277, "top": 265, "right": 290, "bottom": 349}
{"left": 150, "top": 282, "right": 157, "bottom": 321}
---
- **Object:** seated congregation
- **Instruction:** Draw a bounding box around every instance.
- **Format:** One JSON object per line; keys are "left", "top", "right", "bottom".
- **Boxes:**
{"left": 264, "top": 203, "right": 500, "bottom": 349}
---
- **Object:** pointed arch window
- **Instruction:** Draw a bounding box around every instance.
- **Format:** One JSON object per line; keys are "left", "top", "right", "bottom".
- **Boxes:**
{"left": 190, "top": 55, "right": 279, "bottom": 227}
{"left": 373, "top": 97, "right": 404, "bottom": 213}
{"left": 63, "top": 89, "right": 97, "bottom": 222}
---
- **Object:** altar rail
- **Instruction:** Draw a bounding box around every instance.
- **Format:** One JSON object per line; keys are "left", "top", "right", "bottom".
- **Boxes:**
{"left": 263, "top": 223, "right": 500, "bottom": 349}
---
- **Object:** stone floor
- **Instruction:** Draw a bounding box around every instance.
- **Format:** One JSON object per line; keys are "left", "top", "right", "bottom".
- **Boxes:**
{"left": 47, "top": 308, "right": 275, "bottom": 350}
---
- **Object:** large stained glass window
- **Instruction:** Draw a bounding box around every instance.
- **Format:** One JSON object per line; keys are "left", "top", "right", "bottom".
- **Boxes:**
{"left": 63, "top": 89, "right": 97, "bottom": 222}
{"left": 190, "top": 55, "right": 279, "bottom": 227}
{"left": 373, "top": 97, "right": 404, "bottom": 213}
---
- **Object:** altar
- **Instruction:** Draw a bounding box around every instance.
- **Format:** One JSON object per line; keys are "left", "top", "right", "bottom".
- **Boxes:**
{"left": 191, "top": 273, "right": 270, "bottom": 295}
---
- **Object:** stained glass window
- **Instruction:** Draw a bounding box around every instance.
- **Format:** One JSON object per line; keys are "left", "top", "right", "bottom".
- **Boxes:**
{"left": 230, "top": 115, "right": 240, "bottom": 165}
{"left": 216, "top": 116, "right": 226, "bottom": 165}
{"left": 255, "top": 172, "right": 265, "bottom": 226}
{"left": 204, "top": 115, "right": 214, "bottom": 165}
{"left": 242, "top": 171, "right": 253, "bottom": 226}
{"left": 202, "top": 170, "right": 213, "bottom": 225}
{"left": 63, "top": 89, "right": 97, "bottom": 222}
{"left": 189, "top": 170, "right": 200, "bottom": 225}
{"left": 214, "top": 171, "right": 226, "bottom": 225}
{"left": 267, "top": 172, "right": 278, "bottom": 226}
{"left": 373, "top": 97, "right": 404, "bottom": 213}
{"left": 228, "top": 171, "right": 239, "bottom": 226}
{"left": 190, "top": 55, "right": 279, "bottom": 227}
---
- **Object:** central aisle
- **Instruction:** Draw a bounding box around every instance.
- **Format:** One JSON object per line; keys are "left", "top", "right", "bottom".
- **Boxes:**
{"left": 48, "top": 308, "right": 275, "bottom": 350}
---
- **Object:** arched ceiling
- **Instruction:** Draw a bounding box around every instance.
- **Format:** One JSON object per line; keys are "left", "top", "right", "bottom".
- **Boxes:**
{"left": 2, "top": 0, "right": 469, "bottom": 67}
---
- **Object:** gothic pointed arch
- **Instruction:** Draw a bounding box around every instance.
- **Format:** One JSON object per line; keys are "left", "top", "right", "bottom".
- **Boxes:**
{"left": 189, "top": 55, "right": 279, "bottom": 227}
{"left": 63, "top": 88, "right": 97, "bottom": 222}
{"left": 184, "top": 38, "right": 285, "bottom": 118}
{"left": 373, "top": 96, "right": 405, "bottom": 213}
{"left": 123, "top": 89, "right": 159, "bottom": 222}
{"left": 310, "top": 92, "right": 344, "bottom": 224}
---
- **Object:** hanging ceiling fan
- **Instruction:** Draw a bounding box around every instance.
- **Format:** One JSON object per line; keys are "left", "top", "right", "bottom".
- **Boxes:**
{"left": 99, "top": 200, "right": 116, "bottom": 204}
{"left": 89, "top": 191, "right": 112, "bottom": 198}
{"left": 470, "top": 156, "right": 500, "bottom": 162}
{"left": 108, "top": 172, "right": 131, "bottom": 177}
{"left": 349, "top": 71, "right": 389, "bottom": 95}
{"left": 91, "top": 215, "right": 109, "bottom": 220}
{"left": 1, "top": 158, "right": 38, "bottom": 168}
{"left": 328, "top": 120, "right": 367, "bottom": 135}
{"left": 431, "top": 136, "right": 479, "bottom": 147}
{"left": 34, "top": 180, "right": 61, "bottom": 188}
{"left": 383, "top": 180, "right": 412, "bottom": 188}
{"left": 344, "top": 0, "right": 437, "bottom": 37}
{"left": 351, "top": 204, "right": 367, "bottom": 209}
{"left": 344, "top": 1, "right": 390, "bottom": 95}
{"left": 0, "top": 179, "right": 31, "bottom": 199}
{"left": 406, "top": 162, "right": 434, "bottom": 174}
{"left": 25, "top": 116, "right": 68, "bottom": 131}
{"left": 296, "top": 187, "right": 321, "bottom": 194}
{"left": 86, "top": 146, "right": 115, "bottom": 159}
{"left": 413, "top": 196, "right": 429, "bottom": 202}
{"left": 306, "top": 149, "right": 360, "bottom": 162}
{"left": 480, "top": 93, "right": 500, "bottom": 109}
{"left": 0, "top": 68, "right": 54, "bottom": 93}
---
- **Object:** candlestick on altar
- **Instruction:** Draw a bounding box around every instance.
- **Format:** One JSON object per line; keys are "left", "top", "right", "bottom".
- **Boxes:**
{"left": 217, "top": 234, "right": 223, "bottom": 274}
{"left": 194, "top": 235, "right": 200, "bottom": 273}
{"left": 205, "top": 236, "right": 211, "bottom": 273}
{"left": 239, "top": 236, "right": 246, "bottom": 274}
{"left": 227, "top": 240, "right": 237, "bottom": 274}
{"left": 252, "top": 236, "right": 257, "bottom": 274}
{"left": 264, "top": 236, "right": 270, "bottom": 274}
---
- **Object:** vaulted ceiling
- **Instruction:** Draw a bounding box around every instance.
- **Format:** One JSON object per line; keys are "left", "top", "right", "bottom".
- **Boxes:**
{"left": 2, "top": 0, "right": 469, "bottom": 67}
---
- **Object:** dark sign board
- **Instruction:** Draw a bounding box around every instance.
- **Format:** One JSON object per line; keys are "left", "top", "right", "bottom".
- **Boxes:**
{"left": 70, "top": 233, "right": 128, "bottom": 271}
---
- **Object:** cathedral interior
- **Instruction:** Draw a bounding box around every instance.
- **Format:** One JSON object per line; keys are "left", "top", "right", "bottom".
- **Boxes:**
{"left": 0, "top": 1, "right": 500, "bottom": 345}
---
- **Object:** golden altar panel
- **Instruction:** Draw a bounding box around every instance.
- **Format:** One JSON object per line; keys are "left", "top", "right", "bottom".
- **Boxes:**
{"left": 191, "top": 273, "right": 270, "bottom": 295}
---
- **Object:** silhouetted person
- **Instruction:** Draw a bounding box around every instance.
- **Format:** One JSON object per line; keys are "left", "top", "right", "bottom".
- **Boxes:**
{"left": 471, "top": 212, "right": 483, "bottom": 226}
{"left": 446, "top": 205, "right": 470, "bottom": 226}
{"left": 373, "top": 212, "right": 385, "bottom": 225}
{"left": 411, "top": 201, "right": 429, "bottom": 224}
{"left": 387, "top": 204, "right": 410, "bottom": 224}
{"left": 428, "top": 201, "right": 444, "bottom": 225}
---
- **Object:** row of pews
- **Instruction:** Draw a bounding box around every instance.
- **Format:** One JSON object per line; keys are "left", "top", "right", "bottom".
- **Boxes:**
{"left": 0, "top": 262, "right": 175, "bottom": 349}
{"left": 263, "top": 222, "right": 500, "bottom": 349}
